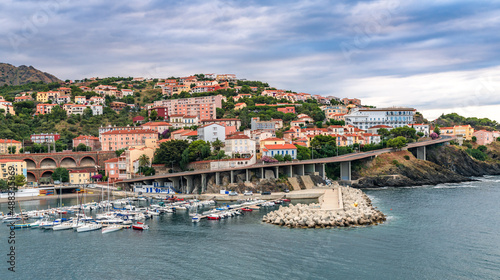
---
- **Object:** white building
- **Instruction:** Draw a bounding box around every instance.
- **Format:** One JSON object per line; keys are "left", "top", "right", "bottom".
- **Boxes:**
{"left": 197, "top": 123, "right": 225, "bottom": 143}
{"left": 224, "top": 135, "right": 256, "bottom": 158}
{"left": 408, "top": 123, "right": 430, "bottom": 137}
{"left": 91, "top": 104, "right": 103, "bottom": 116}
{"left": 345, "top": 107, "right": 416, "bottom": 130}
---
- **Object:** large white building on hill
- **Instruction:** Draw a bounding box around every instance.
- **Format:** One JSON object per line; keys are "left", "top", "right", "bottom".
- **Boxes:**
{"left": 344, "top": 107, "right": 416, "bottom": 130}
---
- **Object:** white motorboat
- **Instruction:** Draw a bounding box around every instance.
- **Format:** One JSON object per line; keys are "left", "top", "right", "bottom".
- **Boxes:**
{"left": 191, "top": 215, "right": 201, "bottom": 223}
{"left": 102, "top": 225, "right": 123, "bottom": 234}
{"left": 77, "top": 223, "right": 102, "bottom": 232}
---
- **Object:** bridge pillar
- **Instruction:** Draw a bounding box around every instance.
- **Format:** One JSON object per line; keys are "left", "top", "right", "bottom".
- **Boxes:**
{"left": 245, "top": 169, "right": 249, "bottom": 182}
{"left": 316, "top": 163, "right": 325, "bottom": 179}
{"left": 215, "top": 172, "right": 220, "bottom": 186}
{"left": 184, "top": 175, "right": 193, "bottom": 194}
{"left": 201, "top": 174, "right": 207, "bottom": 193}
{"left": 305, "top": 164, "right": 315, "bottom": 175}
{"left": 260, "top": 167, "right": 264, "bottom": 179}
{"left": 288, "top": 166, "right": 293, "bottom": 177}
{"left": 275, "top": 166, "right": 279, "bottom": 179}
{"left": 170, "top": 177, "right": 180, "bottom": 191}
{"left": 340, "top": 161, "right": 351, "bottom": 181}
{"left": 230, "top": 170, "right": 234, "bottom": 184}
{"left": 417, "top": 146, "right": 426, "bottom": 161}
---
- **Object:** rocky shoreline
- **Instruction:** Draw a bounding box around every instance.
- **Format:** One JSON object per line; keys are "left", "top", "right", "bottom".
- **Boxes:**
{"left": 262, "top": 187, "right": 386, "bottom": 228}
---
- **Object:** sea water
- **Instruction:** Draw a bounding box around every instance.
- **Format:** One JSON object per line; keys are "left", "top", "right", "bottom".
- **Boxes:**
{"left": 1, "top": 176, "right": 499, "bottom": 279}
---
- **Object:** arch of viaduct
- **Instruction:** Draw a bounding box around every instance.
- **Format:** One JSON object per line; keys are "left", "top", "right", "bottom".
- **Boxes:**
{"left": 0, "top": 151, "right": 116, "bottom": 182}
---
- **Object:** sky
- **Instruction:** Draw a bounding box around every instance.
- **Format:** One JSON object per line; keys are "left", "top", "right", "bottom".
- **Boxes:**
{"left": 1, "top": 0, "right": 499, "bottom": 122}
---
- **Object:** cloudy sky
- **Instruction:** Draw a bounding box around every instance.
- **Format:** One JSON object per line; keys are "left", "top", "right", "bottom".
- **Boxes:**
{"left": 1, "top": 0, "right": 499, "bottom": 121}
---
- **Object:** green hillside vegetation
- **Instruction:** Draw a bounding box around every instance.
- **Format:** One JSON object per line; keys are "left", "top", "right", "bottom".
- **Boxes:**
{"left": 436, "top": 113, "right": 499, "bottom": 130}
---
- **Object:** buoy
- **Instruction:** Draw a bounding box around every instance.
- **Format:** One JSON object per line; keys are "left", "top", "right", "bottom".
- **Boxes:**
{"left": 390, "top": 209, "right": 392, "bottom": 211}
{"left": 354, "top": 203, "right": 358, "bottom": 207}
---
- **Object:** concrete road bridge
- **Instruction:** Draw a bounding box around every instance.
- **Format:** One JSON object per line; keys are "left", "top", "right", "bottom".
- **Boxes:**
{"left": 0, "top": 151, "right": 116, "bottom": 183}
{"left": 119, "top": 137, "right": 455, "bottom": 193}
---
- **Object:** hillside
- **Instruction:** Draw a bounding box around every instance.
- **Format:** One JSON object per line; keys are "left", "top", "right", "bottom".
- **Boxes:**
{"left": 0, "top": 63, "right": 61, "bottom": 86}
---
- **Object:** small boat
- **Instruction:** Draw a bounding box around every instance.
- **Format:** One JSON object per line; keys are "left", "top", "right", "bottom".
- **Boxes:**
{"left": 192, "top": 215, "right": 201, "bottom": 223}
{"left": 12, "top": 223, "right": 31, "bottom": 229}
{"left": 206, "top": 214, "right": 220, "bottom": 220}
{"left": 77, "top": 222, "right": 102, "bottom": 232}
{"left": 102, "top": 225, "right": 123, "bottom": 234}
{"left": 132, "top": 222, "right": 149, "bottom": 230}
{"left": 241, "top": 207, "right": 253, "bottom": 212}
{"left": 282, "top": 199, "right": 291, "bottom": 203}
{"left": 2, "top": 216, "right": 21, "bottom": 223}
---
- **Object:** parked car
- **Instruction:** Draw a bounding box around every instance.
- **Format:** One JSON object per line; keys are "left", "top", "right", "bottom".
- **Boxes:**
{"left": 243, "top": 191, "right": 253, "bottom": 196}
{"left": 261, "top": 191, "right": 271, "bottom": 195}
{"left": 228, "top": 191, "right": 238, "bottom": 196}
{"left": 284, "top": 188, "right": 290, "bottom": 193}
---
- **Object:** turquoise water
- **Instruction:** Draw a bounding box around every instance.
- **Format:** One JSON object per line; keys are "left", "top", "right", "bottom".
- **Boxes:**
{"left": 1, "top": 176, "right": 500, "bottom": 279}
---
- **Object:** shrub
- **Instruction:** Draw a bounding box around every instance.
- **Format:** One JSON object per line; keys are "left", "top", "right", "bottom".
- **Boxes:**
{"left": 392, "top": 160, "right": 399, "bottom": 165}
{"left": 477, "top": 145, "right": 487, "bottom": 153}
{"left": 463, "top": 142, "right": 472, "bottom": 149}
{"left": 404, "top": 155, "right": 410, "bottom": 160}
{"left": 430, "top": 132, "right": 439, "bottom": 140}
{"left": 466, "top": 149, "right": 487, "bottom": 161}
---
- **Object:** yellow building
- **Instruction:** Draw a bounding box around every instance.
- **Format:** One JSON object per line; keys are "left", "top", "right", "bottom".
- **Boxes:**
{"left": 0, "top": 159, "right": 27, "bottom": 182}
{"left": 0, "top": 139, "right": 22, "bottom": 154}
{"left": 0, "top": 103, "right": 15, "bottom": 115}
{"left": 126, "top": 146, "right": 156, "bottom": 178}
{"left": 37, "top": 91, "right": 49, "bottom": 103}
{"left": 69, "top": 170, "right": 91, "bottom": 185}
{"left": 259, "top": 137, "right": 286, "bottom": 158}
{"left": 454, "top": 125, "right": 474, "bottom": 141}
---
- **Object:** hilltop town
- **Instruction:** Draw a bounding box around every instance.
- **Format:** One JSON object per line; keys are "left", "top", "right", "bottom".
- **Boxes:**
{"left": 0, "top": 73, "right": 499, "bottom": 191}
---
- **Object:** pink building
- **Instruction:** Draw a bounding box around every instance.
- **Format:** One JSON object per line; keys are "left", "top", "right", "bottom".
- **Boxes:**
{"left": 153, "top": 95, "right": 224, "bottom": 120}
{"left": 73, "top": 135, "right": 101, "bottom": 150}
{"left": 277, "top": 107, "right": 295, "bottom": 114}
{"left": 101, "top": 129, "right": 158, "bottom": 151}
{"left": 473, "top": 130, "right": 494, "bottom": 145}
{"left": 104, "top": 157, "right": 127, "bottom": 182}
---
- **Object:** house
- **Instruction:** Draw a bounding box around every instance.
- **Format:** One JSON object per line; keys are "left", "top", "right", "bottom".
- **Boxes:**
{"left": 408, "top": 123, "right": 430, "bottom": 137}
{"left": 148, "top": 106, "right": 168, "bottom": 120}
{"left": 224, "top": 134, "right": 256, "bottom": 158}
{"left": 89, "top": 96, "right": 105, "bottom": 105}
{"left": 141, "top": 121, "right": 171, "bottom": 134}
{"left": 101, "top": 129, "right": 158, "bottom": 151}
{"left": 35, "top": 104, "right": 57, "bottom": 115}
{"left": 14, "top": 95, "right": 33, "bottom": 102}
{"left": 0, "top": 160, "right": 26, "bottom": 182}
{"left": 235, "top": 103, "right": 247, "bottom": 110}
{"left": 79, "top": 86, "right": 92, "bottom": 92}
{"left": 31, "top": 133, "right": 60, "bottom": 143}
{"left": 290, "top": 120, "right": 307, "bottom": 127}
{"left": 473, "top": 130, "right": 494, "bottom": 145}
{"left": 121, "top": 89, "right": 134, "bottom": 97}
{"left": 261, "top": 144, "right": 297, "bottom": 159}
{"left": 36, "top": 91, "right": 49, "bottom": 103}
{"left": 133, "top": 116, "right": 145, "bottom": 124}
{"left": 345, "top": 107, "right": 416, "bottom": 130}
{"left": 90, "top": 104, "right": 103, "bottom": 116}
{"left": 0, "top": 103, "right": 14, "bottom": 115}
{"left": 362, "top": 133, "right": 382, "bottom": 145}
{"left": 341, "top": 98, "right": 361, "bottom": 106}
{"left": 73, "top": 135, "right": 101, "bottom": 150}
{"left": 260, "top": 137, "right": 286, "bottom": 155}
{"left": 171, "top": 129, "right": 192, "bottom": 140}
{"left": 232, "top": 94, "right": 252, "bottom": 102}
{"left": 366, "top": 125, "right": 393, "bottom": 135}
{"left": 69, "top": 170, "right": 97, "bottom": 185}
{"left": 251, "top": 117, "right": 277, "bottom": 131}
{"left": 67, "top": 104, "right": 86, "bottom": 115}
{"left": 179, "top": 130, "right": 198, "bottom": 141}
{"left": 298, "top": 116, "right": 314, "bottom": 123}
{"left": 453, "top": 125, "right": 474, "bottom": 141}
{"left": 56, "top": 95, "right": 71, "bottom": 105}
{"left": 197, "top": 123, "right": 225, "bottom": 143}
{"left": 110, "top": 102, "right": 127, "bottom": 112}
{"left": 75, "top": 96, "right": 87, "bottom": 104}
{"left": 58, "top": 87, "right": 71, "bottom": 95}
{"left": 200, "top": 118, "right": 241, "bottom": 128}
{"left": 104, "top": 157, "right": 127, "bottom": 182}
{"left": 0, "top": 139, "right": 22, "bottom": 154}
{"left": 277, "top": 107, "right": 295, "bottom": 114}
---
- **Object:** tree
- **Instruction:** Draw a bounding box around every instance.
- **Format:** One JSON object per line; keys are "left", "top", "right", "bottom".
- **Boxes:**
{"left": 75, "top": 143, "right": 90, "bottom": 152}
{"left": 138, "top": 154, "right": 150, "bottom": 168}
{"left": 296, "top": 145, "right": 311, "bottom": 160}
{"left": 497, "top": 137, "right": 500, "bottom": 142}
{"left": 310, "top": 135, "right": 336, "bottom": 149}
{"left": 477, "top": 145, "right": 487, "bottom": 153}
{"left": 434, "top": 126, "right": 441, "bottom": 135}
{"left": 115, "top": 149, "right": 126, "bottom": 157}
{"left": 149, "top": 110, "right": 158, "bottom": 121}
{"left": 212, "top": 139, "right": 224, "bottom": 151}
{"left": 390, "top": 126, "right": 416, "bottom": 140}
{"left": 153, "top": 140, "right": 190, "bottom": 166}
{"left": 52, "top": 168, "right": 69, "bottom": 182}
{"left": 0, "top": 179, "right": 8, "bottom": 191}
{"left": 430, "top": 132, "right": 439, "bottom": 140}
{"left": 273, "top": 154, "right": 284, "bottom": 162}
{"left": 7, "top": 146, "right": 16, "bottom": 154}
{"left": 378, "top": 128, "right": 391, "bottom": 139}
{"left": 284, "top": 154, "right": 293, "bottom": 162}
{"left": 13, "top": 175, "right": 26, "bottom": 187}
{"left": 387, "top": 136, "right": 407, "bottom": 150}
{"left": 471, "top": 136, "right": 477, "bottom": 143}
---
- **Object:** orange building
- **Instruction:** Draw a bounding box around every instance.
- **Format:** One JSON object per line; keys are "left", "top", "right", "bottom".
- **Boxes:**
{"left": 73, "top": 135, "right": 101, "bottom": 151}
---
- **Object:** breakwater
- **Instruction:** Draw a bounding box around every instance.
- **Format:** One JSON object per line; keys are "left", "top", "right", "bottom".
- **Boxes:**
{"left": 262, "top": 187, "right": 385, "bottom": 228}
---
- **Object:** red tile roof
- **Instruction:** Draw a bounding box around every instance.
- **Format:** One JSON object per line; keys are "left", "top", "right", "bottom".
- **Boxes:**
{"left": 262, "top": 144, "right": 297, "bottom": 150}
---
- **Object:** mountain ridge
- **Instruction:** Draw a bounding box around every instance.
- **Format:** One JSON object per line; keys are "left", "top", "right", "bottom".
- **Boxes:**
{"left": 0, "top": 62, "right": 61, "bottom": 86}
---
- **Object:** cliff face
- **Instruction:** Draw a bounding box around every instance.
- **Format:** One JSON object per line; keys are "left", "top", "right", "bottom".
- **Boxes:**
{"left": 426, "top": 145, "right": 500, "bottom": 177}
{"left": 0, "top": 63, "right": 61, "bottom": 86}
{"left": 351, "top": 150, "right": 471, "bottom": 188}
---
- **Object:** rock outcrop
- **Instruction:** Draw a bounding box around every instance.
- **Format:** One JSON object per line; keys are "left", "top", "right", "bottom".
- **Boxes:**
{"left": 263, "top": 187, "right": 385, "bottom": 228}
